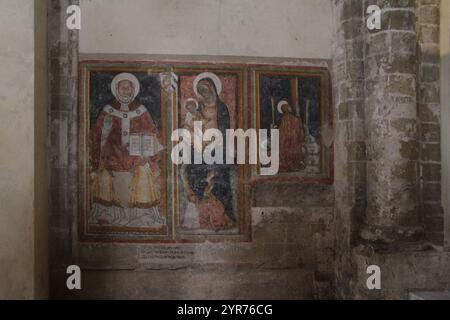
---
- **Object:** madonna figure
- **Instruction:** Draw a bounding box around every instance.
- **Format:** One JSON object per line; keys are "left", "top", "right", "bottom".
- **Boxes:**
{"left": 181, "top": 72, "right": 235, "bottom": 231}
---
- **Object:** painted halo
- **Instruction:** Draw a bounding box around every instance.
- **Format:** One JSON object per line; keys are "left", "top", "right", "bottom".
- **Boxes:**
{"left": 277, "top": 100, "right": 289, "bottom": 114}
{"left": 184, "top": 98, "right": 199, "bottom": 110}
{"left": 193, "top": 72, "right": 222, "bottom": 96}
{"left": 111, "top": 72, "right": 140, "bottom": 101}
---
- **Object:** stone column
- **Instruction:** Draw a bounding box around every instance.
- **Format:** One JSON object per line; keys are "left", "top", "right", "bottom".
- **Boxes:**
{"left": 333, "top": 0, "right": 367, "bottom": 298}
{"left": 48, "top": 0, "right": 79, "bottom": 297}
{"left": 361, "top": 0, "right": 422, "bottom": 242}
{"left": 416, "top": 0, "right": 443, "bottom": 245}
{"left": 441, "top": 0, "right": 450, "bottom": 248}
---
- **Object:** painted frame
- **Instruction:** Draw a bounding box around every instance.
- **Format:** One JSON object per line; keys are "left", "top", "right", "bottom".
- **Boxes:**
{"left": 249, "top": 65, "right": 334, "bottom": 185}
{"left": 77, "top": 60, "right": 251, "bottom": 243}
{"left": 78, "top": 62, "right": 173, "bottom": 242}
{"left": 172, "top": 64, "right": 250, "bottom": 242}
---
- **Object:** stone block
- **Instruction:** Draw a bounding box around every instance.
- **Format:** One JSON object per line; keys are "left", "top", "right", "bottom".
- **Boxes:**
{"left": 420, "top": 143, "right": 441, "bottom": 162}
{"left": 419, "top": 25, "right": 439, "bottom": 44}
{"left": 421, "top": 163, "right": 441, "bottom": 181}
{"left": 78, "top": 244, "right": 138, "bottom": 270}
{"left": 346, "top": 141, "right": 366, "bottom": 161}
{"left": 382, "top": 10, "right": 415, "bottom": 31}
{"left": 253, "top": 222, "right": 286, "bottom": 243}
{"left": 253, "top": 184, "right": 334, "bottom": 207}
{"left": 366, "top": 32, "right": 389, "bottom": 57}
{"left": 418, "top": 103, "right": 440, "bottom": 122}
{"left": 388, "top": 74, "right": 416, "bottom": 97}
{"left": 419, "top": 83, "right": 440, "bottom": 103}
{"left": 391, "top": 31, "right": 417, "bottom": 54}
{"left": 418, "top": 5, "right": 439, "bottom": 25}
{"left": 422, "top": 182, "right": 441, "bottom": 202}
{"left": 340, "top": 0, "right": 363, "bottom": 22}
{"left": 419, "top": 123, "right": 440, "bottom": 143}
{"left": 387, "top": 52, "right": 416, "bottom": 74}
{"left": 400, "top": 140, "right": 419, "bottom": 160}
{"left": 341, "top": 18, "right": 363, "bottom": 40}
{"left": 420, "top": 64, "right": 440, "bottom": 82}
{"left": 423, "top": 215, "right": 444, "bottom": 233}
{"left": 418, "top": 44, "right": 440, "bottom": 64}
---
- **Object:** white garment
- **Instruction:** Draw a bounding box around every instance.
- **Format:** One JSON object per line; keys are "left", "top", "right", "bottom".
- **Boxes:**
{"left": 185, "top": 112, "right": 194, "bottom": 125}
{"left": 89, "top": 170, "right": 165, "bottom": 227}
{"left": 103, "top": 104, "right": 148, "bottom": 147}
{"left": 182, "top": 201, "right": 200, "bottom": 229}
{"left": 90, "top": 203, "right": 164, "bottom": 227}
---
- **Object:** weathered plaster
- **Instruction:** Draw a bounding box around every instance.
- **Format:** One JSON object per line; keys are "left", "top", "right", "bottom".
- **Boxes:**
{"left": 0, "top": 0, "right": 48, "bottom": 299}
{"left": 79, "top": 0, "right": 333, "bottom": 59}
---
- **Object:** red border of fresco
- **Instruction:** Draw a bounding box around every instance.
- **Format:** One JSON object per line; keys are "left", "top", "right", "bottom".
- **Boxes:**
{"left": 77, "top": 60, "right": 253, "bottom": 244}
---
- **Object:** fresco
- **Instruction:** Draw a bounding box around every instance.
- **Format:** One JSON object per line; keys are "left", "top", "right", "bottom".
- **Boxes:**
{"left": 78, "top": 61, "right": 332, "bottom": 242}
{"left": 78, "top": 66, "right": 170, "bottom": 241}
{"left": 173, "top": 66, "right": 246, "bottom": 239}
{"left": 251, "top": 66, "right": 333, "bottom": 184}
{"left": 78, "top": 62, "right": 249, "bottom": 242}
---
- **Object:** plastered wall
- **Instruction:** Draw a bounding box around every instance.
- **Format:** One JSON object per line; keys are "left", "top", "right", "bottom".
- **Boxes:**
{"left": 79, "top": 0, "right": 333, "bottom": 59}
{"left": 0, "top": 0, "right": 48, "bottom": 299}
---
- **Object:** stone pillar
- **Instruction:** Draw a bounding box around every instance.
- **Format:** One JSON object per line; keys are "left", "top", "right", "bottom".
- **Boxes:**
{"left": 441, "top": 0, "right": 450, "bottom": 248}
{"left": 48, "top": 0, "right": 79, "bottom": 297}
{"left": 416, "top": 0, "right": 443, "bottom": 245}
{"left": 361, "top": 0, "right": 422, "bottom": 242}
{"left": 333, "top": 0, "right": 366, "bottom": 298}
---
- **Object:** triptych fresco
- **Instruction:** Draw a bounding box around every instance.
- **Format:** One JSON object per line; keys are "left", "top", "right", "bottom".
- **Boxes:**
{"left": 78, "top": 61, "right": 332, "bottom": 242}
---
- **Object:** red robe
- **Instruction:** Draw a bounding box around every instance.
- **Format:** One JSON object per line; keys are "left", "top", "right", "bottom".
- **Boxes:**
{"left": 279, "top": 112, "right": 305, "bottom": 172}
{"left": 197, "top": 196, "right": 233, "bottom": 231}
{"left": 90, "top": 99, "right": 161, "bottom": 173}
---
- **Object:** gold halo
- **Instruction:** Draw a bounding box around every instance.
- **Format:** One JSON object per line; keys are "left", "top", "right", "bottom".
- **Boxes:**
{"left": 111, "top": 73, "right": 140, "bottom": 101}
{"left": 184, "top": 98, "right": 199, "bottom": 110}
{"left": 277, "top": 100, "right": 289, "bottom": 114}
{"left": 193, "top": 72, "right": 222, "bottom": 96}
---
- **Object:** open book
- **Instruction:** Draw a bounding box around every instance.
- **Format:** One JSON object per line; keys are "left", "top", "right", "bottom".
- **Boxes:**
{"left": 129, "top": 134, "right": 161, "bottom": 157}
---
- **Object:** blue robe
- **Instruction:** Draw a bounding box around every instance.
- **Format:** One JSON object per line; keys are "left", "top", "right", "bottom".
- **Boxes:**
{"left": 185, "top": 98, "right": 235, "bottom": 222}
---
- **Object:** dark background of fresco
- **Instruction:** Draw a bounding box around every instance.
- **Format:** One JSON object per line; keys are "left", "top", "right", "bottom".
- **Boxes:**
{"left": 259, "top": 76, "right": 321, "bottom": 139}
{"left": 89, "top": 72, "right": 162, "bottom": 128}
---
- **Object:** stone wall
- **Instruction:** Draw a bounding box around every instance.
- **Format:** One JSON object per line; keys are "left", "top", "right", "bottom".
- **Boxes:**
{"left": 53, "top": 192, "right": 335, "bottom": 299}
{"left": 351, "top": 245, "right": 450, "bottom": 299}
{"left": 46, "top": 0, "right": 450, "bottom": 299}
{"left": 332, "top": 0, "right": 450, "bottom": 299}
{"left": 50, "top": 57, "right": 336, "bottom": 298}
{"left": 48, "top": 0, "right": 336, "bottom": 299}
